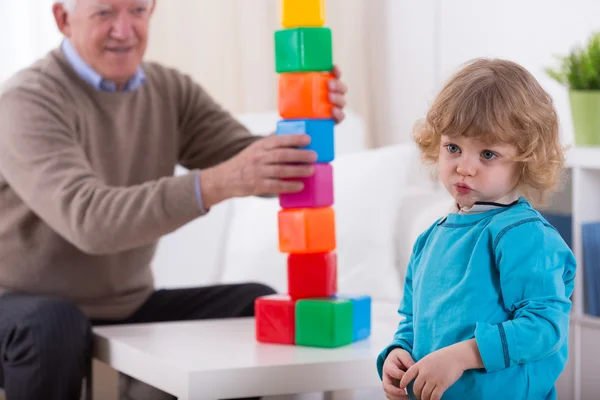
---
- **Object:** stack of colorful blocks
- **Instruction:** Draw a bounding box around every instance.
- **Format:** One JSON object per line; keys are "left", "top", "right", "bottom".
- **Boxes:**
{"left": 254, "top": 0, "right": 372, "bottom": 348}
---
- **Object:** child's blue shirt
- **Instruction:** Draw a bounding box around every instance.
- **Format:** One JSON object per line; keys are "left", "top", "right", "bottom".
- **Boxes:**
{"left": 377, "top": 198, "right": 576, "bottom": 400}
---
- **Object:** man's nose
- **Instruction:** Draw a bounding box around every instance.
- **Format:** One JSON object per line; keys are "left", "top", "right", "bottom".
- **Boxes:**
{"left": 456, "top": 156, "right": 477, "bottom": 177}
{"left": 110, "top": 13, "right": 133, "bottom": 40}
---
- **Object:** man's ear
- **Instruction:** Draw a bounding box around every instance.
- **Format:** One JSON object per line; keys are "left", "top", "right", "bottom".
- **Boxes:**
{"left": 52, "top": 3, "right": 72, "bottom": 37}
{"left": 149, "top": 0, "right": 157, "bottom": 15}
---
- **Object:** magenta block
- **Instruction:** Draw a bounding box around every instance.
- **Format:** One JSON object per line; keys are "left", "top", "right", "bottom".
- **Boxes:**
{"left": 280, "top": 163, "right": 333, "bottom": 208}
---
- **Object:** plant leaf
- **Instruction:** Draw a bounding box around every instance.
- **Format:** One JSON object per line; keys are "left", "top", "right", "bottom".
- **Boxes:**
{"left": 545, "top": 32, "right": 600, "bottom": 90}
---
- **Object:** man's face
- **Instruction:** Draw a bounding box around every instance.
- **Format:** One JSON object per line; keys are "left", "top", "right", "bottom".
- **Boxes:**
{"left": 58, "top": 0, "right": 154, "bottom": 89}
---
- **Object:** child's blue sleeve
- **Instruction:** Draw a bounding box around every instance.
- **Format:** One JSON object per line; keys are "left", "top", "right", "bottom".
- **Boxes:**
{"left": 474, "top": 221, "right": 576, "bottom": 373}
{"left": 376, "top": 257, "right": 415, "bottom": 380}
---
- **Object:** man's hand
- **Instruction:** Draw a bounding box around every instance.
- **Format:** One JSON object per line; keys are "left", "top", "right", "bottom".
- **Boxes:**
{"left": 399, "top": 339, "right": 483, "bottom": 400}
{"left": 382, "top": 348, "right": 415, "bottom": 400}
{"left": 199, "top": 134, "right": 317, "bottom": 208}
{"left": 329, "top": 65, "right": 348, "bottom": 124}
{"left": 198, "top": 65, "right": 347, "bottom": 209}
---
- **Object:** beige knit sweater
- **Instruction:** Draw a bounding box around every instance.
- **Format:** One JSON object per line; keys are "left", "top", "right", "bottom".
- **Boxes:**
{"left": 0, "top": 48, "right": 259, "bottom": 319}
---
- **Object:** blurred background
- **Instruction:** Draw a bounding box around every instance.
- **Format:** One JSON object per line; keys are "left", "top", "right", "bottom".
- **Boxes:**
{"left": 2, "top": 0, "right": 600, "bottom": 148}
{"left": 2, "top": 2, "right": 600, "bottom": 399}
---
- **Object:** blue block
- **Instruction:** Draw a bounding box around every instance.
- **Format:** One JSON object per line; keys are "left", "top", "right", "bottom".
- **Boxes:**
{"left": 276, "top": 119, "right": 335, "bottom": 163}
{"left": 334, "top": 294, "right": 371, "bottom": 341}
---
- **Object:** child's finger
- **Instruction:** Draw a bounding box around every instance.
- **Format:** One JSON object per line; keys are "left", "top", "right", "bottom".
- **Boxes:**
{"left": 399, "top": 364, "right": 418, "bottom": 389}
{"left": 421, "top": 382, "right": 436, "bottom": 400}
{"left": 431, "top": 387, "right": 444, "bottom": 400}
{"left": 383, "top": 374, "right": 408, "bottom": 398}
{"left": 383, "top": 363, "right": 405, "bottom": 380}
{"left": 396, "top": 350, "right": 416, "bottom": 369}
{"left": 412, "top": 374, "right": 425, "bottom": 399}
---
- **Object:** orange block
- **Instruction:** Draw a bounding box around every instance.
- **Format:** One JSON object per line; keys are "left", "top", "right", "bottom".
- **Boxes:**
{"left": 278, "top": 207, "right": 336, "bottom": 254}
{"left": 278, "top": 72, "right": 334, "bottom": 119}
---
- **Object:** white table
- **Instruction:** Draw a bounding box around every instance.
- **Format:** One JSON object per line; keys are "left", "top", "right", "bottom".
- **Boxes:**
{"left": 91, "top": 302, "right": 400, "bottom": 400}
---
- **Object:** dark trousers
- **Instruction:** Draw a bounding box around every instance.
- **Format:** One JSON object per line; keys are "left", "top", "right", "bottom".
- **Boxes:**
{"left": 0, "top": 282, "right": 275, "bottom": 400}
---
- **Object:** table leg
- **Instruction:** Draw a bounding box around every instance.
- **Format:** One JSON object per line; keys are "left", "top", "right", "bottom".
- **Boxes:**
{"left": 90, "top": 359, "right": 119, "bottom": 400}
{"left": 324, "top": 390, "right": 354, "bottom": 400}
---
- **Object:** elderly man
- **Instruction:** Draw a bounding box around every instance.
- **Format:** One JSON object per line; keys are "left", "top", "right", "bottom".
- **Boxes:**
{"left": 0, "top": 0, "right": 348, "bottom": 399}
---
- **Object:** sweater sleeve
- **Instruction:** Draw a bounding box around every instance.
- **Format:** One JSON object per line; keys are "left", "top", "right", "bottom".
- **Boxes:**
{"left": 0, "top": 87, "right": 205, "bottom": 255}
{"left": 376, "top": 256, "right": 415, "bottom": 380}
{"left": 474, "top": 220, "right": 576, "bottom": 373}
{"left": 175, "top": 73, "right": 264, "bottom": 171}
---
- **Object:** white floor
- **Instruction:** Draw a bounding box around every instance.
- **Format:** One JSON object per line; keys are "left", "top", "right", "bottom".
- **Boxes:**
{"left": 0, "top": 389, "right": 386, "bottom": 400}
{"left": 265, "top": 388, "right": 384, "bottom": 400}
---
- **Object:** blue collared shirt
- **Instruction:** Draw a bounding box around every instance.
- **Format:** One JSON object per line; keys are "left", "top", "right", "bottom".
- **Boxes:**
{"left": 61, "top": 39, "right": 146, "bottom": 92}
{"left": 61, "top": 39, "right": 208, "bottom": 213}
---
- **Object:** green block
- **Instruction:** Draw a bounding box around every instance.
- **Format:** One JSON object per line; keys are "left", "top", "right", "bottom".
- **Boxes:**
{"left": 295, "top": 299, "right": 353, "bottom": 348}
{"left": 274, "top": 27, "right": 333, "bottom": 73}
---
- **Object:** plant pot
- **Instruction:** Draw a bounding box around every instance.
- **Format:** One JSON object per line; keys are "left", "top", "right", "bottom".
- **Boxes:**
{"left": 569, "top": 90, "right": 600, "bottom": 146}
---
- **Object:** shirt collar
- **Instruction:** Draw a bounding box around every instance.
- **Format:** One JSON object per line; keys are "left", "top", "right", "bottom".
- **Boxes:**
{"left": 61, "top": 38, "right": 146, "bottom": 92}
{"left": 455, "top": 192, "right": 521, "bottom": 215}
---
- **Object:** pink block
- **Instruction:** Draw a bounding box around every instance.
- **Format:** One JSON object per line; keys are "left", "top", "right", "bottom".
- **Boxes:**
{"left": 279, "top": 163, "right": 333, "bottom": 208}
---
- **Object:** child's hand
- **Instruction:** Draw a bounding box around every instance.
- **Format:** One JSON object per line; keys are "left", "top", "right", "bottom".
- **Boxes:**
{"left": 399, "top": 344, "right": 464, "bottom": 400}
{"left": 382, "top": 347, "right": 415, "bottom": 400}
{"left": 399, "top": 339, "right": 482, "bottom": 400}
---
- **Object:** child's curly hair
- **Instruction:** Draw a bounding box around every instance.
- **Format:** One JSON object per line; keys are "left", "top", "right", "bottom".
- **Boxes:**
{"left": 413, "top": 58, "right": 565, "bottom": 206}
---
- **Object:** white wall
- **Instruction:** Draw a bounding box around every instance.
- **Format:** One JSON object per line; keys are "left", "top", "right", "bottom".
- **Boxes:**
{"left": 2, "top": 1, "right": 599, "bottom": 148}
{"left": 391, "top": 0, "right": 600, "bottom": 146}
{"left": 145, "top": 0, "right": 389, "bottom": 147}
{"left": 146, "top": 0, "right": 280, "bottom": 114}
{"left": 384, "top": 0, "right": 438, "bottom": 145}
{"left": 0, "top": 0, "right": 62, "bottom": 83}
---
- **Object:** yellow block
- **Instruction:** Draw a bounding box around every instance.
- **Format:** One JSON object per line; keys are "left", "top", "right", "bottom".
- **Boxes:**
{"left": 281, "top": 0, "right": 326, "bottom": 28}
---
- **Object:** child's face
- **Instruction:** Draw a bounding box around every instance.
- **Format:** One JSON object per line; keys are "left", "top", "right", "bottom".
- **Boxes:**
{"left": 438, "top": 135, "right": 520, "bottom": 209}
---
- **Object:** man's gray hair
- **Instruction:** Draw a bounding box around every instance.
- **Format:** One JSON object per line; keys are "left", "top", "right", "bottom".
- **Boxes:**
{"left": 55, "top": 0, "right": 155, "bottom": 12}
{"left": 55, "top": 0, "right": 78, "bottom": 12}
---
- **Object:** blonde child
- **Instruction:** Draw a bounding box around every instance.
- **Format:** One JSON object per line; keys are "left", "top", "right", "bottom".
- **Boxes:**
{"left": 377, "top": 59, "right": 576, "bottom": 400}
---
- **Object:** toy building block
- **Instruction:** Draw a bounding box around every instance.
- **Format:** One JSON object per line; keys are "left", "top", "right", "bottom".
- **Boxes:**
{"left": 279, "top": 163, "right": 333, "bottom": 209}
{"left": 335, "top": 294, "right": 372, "bottom": 342}
{"left": 255, "top": 294, "right": 296, "bottom": 344}
{"left": 278, "top": 207, "right": 336, "bottom": 253}
{"left": 280, "top": 0, "right": 325, "bottom": 28}
{"left": 275, "top": 27, "right": 332, "bottom": 73}
{"left": 278, "top": 72, "right": 334, "bottom": 119}
{"left": 295, "top": 298, "right": 353, "bottom": 348}
{"left": 276, "top": 119, "right": 335, "bottom": 163}
{"left": 287, "top": 252, "right": 337, "bottom": 299}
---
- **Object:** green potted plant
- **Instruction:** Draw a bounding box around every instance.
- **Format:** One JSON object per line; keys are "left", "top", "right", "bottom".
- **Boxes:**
{"left": 546, "top": 32, "right": 600, "bottom": 146}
